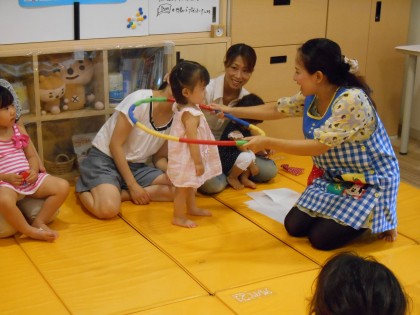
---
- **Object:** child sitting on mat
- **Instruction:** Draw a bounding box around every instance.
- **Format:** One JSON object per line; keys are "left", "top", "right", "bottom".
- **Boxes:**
{"left": 0, "top": 83, "right": 69, "bottom": 241}
{"left": 218, "top": 93, "right": 268, "bottom": 190}
{"left": 167, "top": 61, "right": 222, "bottom": 228}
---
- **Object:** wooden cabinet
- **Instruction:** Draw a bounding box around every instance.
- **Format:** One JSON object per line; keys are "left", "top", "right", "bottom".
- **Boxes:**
{"left": 230, "top": 0, "right": 328, "bottom": 139}
{"left": 0, "top": 36, "right": 229, "bottom": 181}
{"left": 175, "top": 39, "right": 231, "bottom": 78}
{"left": 230, "top": 0, "right": 411, "bottom": 138}
{"left": 327, "top": 0, "right": 411, "bottom": 136}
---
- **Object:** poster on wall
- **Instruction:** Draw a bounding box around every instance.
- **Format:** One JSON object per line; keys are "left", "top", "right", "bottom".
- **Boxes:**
{"left": 79, "top": 0, "right": 149, "bottom": 39}
{"left": 19, "top": 0, "right": 126, "bottom": 7}
{"left": 148, "top": 0, "right": 219, "bottom": 35}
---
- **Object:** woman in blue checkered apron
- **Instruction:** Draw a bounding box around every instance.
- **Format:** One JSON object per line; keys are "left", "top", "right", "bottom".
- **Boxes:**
{"left": 210, "top": 38, "right": 400, "bottom": 250}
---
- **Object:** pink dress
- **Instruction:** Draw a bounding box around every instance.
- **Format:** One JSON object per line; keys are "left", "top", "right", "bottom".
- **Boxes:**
{"left": 0, "top": 124, "right": 48, "bottom": 194}
{"left": 167, "top": 104, "right": 222, "bottom": 188}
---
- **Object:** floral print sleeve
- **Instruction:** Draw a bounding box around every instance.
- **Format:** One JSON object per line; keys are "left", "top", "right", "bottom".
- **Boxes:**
{"left": 314, "top": 88, "right": 377, "bottom": 147}
{"left": 276, "top": 92, "right": 305, "bottom": 117}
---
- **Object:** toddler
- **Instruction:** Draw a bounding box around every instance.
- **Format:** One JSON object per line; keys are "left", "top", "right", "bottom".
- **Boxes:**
{"left": 0, "top": 84, "right": 69, "bottom": 241}
{"left": 167, "top": 61, "right": 222, "bottom": 228}
{"left": 219, "top": 93, "right": 266, "bottom": 190}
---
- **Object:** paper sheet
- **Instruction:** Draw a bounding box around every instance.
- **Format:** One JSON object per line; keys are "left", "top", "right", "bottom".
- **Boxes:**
{"left": 245, "top": 188, "right": 301, "bottom": 224}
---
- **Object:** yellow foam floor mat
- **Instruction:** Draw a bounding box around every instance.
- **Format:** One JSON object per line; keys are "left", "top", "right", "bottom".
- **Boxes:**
{"left": 14, "top": 190, "right": 208, "bottom": 315}
{"left": 0, "top": 238, "right": 69, "bottom": 315}
{"left": 214, "top": 174, "right": 416, "bottom": 266}
{"left": 119, "top": 194, "right": 319, "bottom": 294}
{"left": 373, "top": 245, "right": 420, "bottom": 314}
{"left": 134, "top": 296, "right": 235, "bottom": 314}
{"left": 396, "top": 182, "right": 420, "bottom": 243}
{"left": 215, "top": 269, "right": 319, "bottom": 315}
{"left": 272, "top": 153, "right": 313, "bottom": 187}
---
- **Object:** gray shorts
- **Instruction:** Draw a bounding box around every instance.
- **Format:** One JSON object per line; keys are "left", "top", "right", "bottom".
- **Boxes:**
{"left": 76, "top": 147, "right": 163, "bottom": 193}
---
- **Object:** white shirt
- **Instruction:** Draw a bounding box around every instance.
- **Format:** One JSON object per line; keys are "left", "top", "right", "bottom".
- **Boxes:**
{"left": 93, "top": 89, "right": 172, "bottom": 163}
{"left": 204, "top": 74, "right": 249, "bottom": 140}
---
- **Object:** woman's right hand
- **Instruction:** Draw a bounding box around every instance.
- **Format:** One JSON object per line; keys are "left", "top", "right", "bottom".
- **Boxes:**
{"left": 128, "top": 183, "right": 151, "bottom": 205}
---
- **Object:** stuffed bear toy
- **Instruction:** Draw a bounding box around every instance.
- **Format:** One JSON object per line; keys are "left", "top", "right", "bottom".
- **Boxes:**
{"left": 63, "top": 57, "right": 95, "bottom": 110}
{"left": 39, "top": 72, "right": 66, "bottom": 115}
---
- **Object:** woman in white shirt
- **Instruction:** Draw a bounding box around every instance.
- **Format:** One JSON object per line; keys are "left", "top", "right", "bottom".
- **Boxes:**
{"left": 200, "top": 43, "right": 277, "bottom": 194}
{"left": 76, "top": 81, "right": 175, "bottom": 219}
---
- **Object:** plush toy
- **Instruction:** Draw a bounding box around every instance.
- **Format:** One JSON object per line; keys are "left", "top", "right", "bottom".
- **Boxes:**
{"left": 63, "top": 57, "right": 96, "bottom": 110}
{"left": 39, "top": 73, "right": 66, "bottom": 115}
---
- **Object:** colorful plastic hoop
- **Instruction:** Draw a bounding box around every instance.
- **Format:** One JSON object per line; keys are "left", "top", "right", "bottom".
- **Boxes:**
{"left": 128, "top": 97, "right": 265, "bottom": 146}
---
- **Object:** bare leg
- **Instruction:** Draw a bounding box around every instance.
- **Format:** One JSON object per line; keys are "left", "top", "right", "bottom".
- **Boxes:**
{"left": 78, "top": 183, "right": 122, "bottom": 219}
{"left": 240, "top": 169, "right": 257, "bottom": 189}
{"left": 172, "top": 187, "right": 197, "bottom": 228}
{"left": 31, "top": 176, "right": 69, "bottom": 237}
{"left": 249, "top": 162, "right": 260, "bottom": 177}
{"left": 145, "top": 173, "right": 175, "bottom": 201}
{"left": 227, "top": 165, "right": 245, "bottom": 190}
{"left": 0, "top": 188, "right": 57, "bottom": 242}
{"left": 378, "top": 229, "right": 397, "bottom": 242}
{"left": 187, "top": 188, "right": 211, "bottom": 217}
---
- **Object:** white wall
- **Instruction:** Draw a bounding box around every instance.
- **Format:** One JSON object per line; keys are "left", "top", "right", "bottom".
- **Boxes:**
{"left": 406, "top": 0, "right": 420, "bottom": 137}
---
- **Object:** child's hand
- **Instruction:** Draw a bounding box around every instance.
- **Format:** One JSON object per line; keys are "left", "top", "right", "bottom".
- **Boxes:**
{"left": 208, "top": 103, "right": 229, "bottom": 119}
{"left": 25, "top": 169, "right": 38, "bottom": 184}
{"left": 2, "top": 173, "right": 25, "bottom": 187}
{"left": 195, "top": 163, "right": 204, "bottom": 176}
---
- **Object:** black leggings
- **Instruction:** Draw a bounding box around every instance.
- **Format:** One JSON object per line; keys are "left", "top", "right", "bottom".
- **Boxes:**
{"left": 284, "top": 207, "right": 367, "bottom": 251}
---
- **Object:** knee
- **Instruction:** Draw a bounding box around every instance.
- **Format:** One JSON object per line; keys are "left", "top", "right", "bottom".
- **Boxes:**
{"left": 198, "top": 175, "right": 227, "bottom": 195}
{"left": 94, "top": 201, "right": 120, "bottom": 219}
{"left": 55, "top": 178, "right": 70, "bottom": 197}
{"left": 252, "top": 159, "right": 278, "bottom": 182}
{"left": 308, "top": 232, "right": 336, "bottom": 251}
{"left": 0, "top": 220, "right": 17, "bottom": 238}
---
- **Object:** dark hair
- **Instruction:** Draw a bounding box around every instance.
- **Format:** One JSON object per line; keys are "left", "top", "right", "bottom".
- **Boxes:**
{"left": 237, "top": 93, "right": 264, "bottom": 124}
{"left": 298, "top": 38, "right": 373, "bottom": 101}
{"left": 0, "top": 85, "right": 14, "bottom": 109}
{"left": 224, "top": 43, "right": 257, "bottom": 73}
{"left": 169, "top": 60, "right": 210, "bottom": 104}
{"left": 309, "top": 252, "right": 409, "bottom": 315}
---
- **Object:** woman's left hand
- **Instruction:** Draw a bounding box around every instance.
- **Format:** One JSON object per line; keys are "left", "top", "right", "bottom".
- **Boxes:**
{"left": 241, "top": 136, "right": 268, "bottom": 153}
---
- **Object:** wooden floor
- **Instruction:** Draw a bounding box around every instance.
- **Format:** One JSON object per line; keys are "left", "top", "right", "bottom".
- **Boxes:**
{"left": 393, "top": 137, "right": 420, "bottom": 188}
{"left": 1, "top": 153, "right": 420, "bottom": 315}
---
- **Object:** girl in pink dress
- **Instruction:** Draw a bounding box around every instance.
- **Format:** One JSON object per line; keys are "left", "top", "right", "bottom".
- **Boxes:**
{"left": 167, "top": 61, "right": 222, "bottom": 228}
{"left": 0, "top": 84, "right": 69, "bottom": 241}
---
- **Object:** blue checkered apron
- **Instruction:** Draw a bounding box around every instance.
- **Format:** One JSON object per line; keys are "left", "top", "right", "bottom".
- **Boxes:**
{"left": 297, "top": 88, "right": 399, "bottom": 233}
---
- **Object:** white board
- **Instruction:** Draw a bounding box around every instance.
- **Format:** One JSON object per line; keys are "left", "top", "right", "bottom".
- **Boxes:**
{"left": 148, "top": 0, "right": 219, "bottom": 35}
{"left": 80, "top": 0, "right": 149, "bottom": 39}
{"left": 0, "top": 1, "right": 74, "bottom": 44}
{"left": 0, "top": 0, "right": 219, "bottom": 45}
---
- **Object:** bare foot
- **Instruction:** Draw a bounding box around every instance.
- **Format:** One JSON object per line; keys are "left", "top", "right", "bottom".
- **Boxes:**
{"left": 26, "top": 226, "right": 58, "bottom": 242}
{"left": 172, "top": 216, "right": 198, "bottom": 228}
{"left": 249, "top": 163, "right": 259, "bottom": 177}
{"left": 378, "top": 229, "right": 397, "bottom": 242}
{"left": 240, "top": 175, "right": 257, "bottom": 189}
{"left": 227, "top": 176, "right": 244, "bottom": 190}
{"left": 188, "top": 208, "right": 212, "bottom": 216}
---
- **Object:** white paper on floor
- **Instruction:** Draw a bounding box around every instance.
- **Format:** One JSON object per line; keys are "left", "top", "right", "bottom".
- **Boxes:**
{"left": 245, "top": 188, "right": 301, "bottom": 224}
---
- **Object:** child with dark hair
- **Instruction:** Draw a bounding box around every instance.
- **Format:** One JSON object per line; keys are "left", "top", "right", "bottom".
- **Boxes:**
{"left": 0, "top": 82, "right": 69, "bottom": 241}
{"left": 218, "top": 93, "right": 265, "bottom": 190}
{"left": 167, "top": 60, "right": 222, "bottom": 228}
{"left": 309, "top": 252, "right": 409, "bottom": 315}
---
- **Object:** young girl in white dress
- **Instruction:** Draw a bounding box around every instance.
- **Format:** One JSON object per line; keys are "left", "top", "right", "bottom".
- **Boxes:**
{"left": 0, "top": 84, "right": 69, "bottom": 241}
{"left": 167, "top": 61, "right": 222, "bottom": 228}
